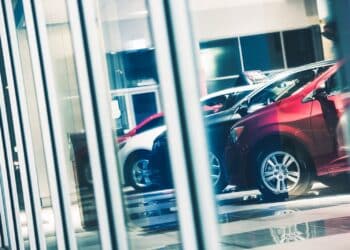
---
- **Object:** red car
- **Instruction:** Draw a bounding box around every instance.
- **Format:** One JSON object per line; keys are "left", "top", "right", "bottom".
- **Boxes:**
{"left": 226, "top": 60, "right": 350, "bottom": 200}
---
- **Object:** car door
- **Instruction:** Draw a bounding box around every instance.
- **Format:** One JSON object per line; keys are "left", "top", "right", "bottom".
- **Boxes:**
{"left": 310, "top": 62, "right": 350, "bottom": 175}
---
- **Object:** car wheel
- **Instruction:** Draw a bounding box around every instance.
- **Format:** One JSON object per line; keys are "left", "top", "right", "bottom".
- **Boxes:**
{"left": 256, "top": 146, "right": 313, "bottom": 201}
{"left": 209, "top": 151, "right": 227, "bottom": 193}
{"left": 126, "top": 151, "right": 160, "bottom": 191}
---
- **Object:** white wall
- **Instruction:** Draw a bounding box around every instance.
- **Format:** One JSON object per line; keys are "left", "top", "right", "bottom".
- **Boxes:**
{"left": 191, "top": 0, "right": 319, "bottom": 40}
{"left": 40, "top": 0, "right": 320, "bottom": 51}
{"left": 96, "top": 0, "right": 320, "bottom": 51}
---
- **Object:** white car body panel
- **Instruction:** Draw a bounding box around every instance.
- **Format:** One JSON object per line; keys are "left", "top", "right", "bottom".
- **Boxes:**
{"left": 118, "top": 125, "right": 166, "bottom": 185}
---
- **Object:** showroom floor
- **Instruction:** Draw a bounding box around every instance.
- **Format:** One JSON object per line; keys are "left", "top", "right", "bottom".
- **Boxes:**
{"left": 127, "top": 183, "right": 350, "bottom": 249}
{"left": 23, "top": 183, "right": 350, "bottom": 249}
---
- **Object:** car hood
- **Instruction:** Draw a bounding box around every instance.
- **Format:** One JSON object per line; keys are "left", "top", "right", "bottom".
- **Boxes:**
{"left": 204, "top": 107, "right": 242, "bottom": 126}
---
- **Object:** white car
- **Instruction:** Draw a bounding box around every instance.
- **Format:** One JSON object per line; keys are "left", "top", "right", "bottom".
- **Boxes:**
{"left": 118, "top": 125, "right": 166, "bottom": 190}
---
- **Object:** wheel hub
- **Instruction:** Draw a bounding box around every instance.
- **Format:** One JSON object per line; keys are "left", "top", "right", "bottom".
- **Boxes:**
{"left": 261, "top": 151, "right": 301, "bottom": 194}
{"left": 209, "top": 152, "right": 221, "bottom": 187}
{"left": 132, "top": 159, "right": 154, "bottom": 188}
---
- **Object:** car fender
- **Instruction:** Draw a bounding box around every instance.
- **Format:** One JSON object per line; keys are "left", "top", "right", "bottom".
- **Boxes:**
{"left": 248, "top": 123, "right": 314, "bottom": 155}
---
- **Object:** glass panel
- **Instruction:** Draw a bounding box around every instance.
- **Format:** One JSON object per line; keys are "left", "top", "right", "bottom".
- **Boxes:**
{"left": 283, "top": 26, "right": 324, "bottom": 67}
{"left": 5, "top": 0, "right": 350, "bottom": 249}
{"left": 96, "top": 0, "right": 182, "bottom": 249}
{"left": 37, "top": 0, "right": 102, "bottom": 248}
{"left": 107, "top": 49, "right": 158, "bottom": 89}
{"left": 200, "top": 38, "right": 242, "bottom": 78}
{"left": 241, "top": 32, "right": 284, "bottom": 71}
{"left": 12, "top": 18, "right": 56, "bottom": 250}
{"left": 187, "top": 0, "right": 350, "bottom": 249}
{"left": 9, "top": 1, "right": 99, "bottom": 249}
{"left": 132, "top": 93, "right": 158, "bottom": 124}
{"left": 0, "top": 40, "right": 26, "bottom": 248}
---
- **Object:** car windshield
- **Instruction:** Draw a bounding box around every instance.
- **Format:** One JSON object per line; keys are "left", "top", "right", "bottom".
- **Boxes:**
{"left": 234, "top": 63, "right": 333, "bottom": 113}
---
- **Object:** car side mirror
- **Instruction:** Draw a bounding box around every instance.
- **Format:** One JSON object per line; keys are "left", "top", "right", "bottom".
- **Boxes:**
{"left": 313, "top": 87, "right": 328, "bottom": 100}
{"left": 237, "top": 103, "right": 248, "bottom": 116}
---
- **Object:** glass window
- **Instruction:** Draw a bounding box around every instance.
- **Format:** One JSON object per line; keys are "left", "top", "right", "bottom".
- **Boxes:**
{"left": 200, "top": 38, "right": 242, "bottom": 78}
{"left": 241, "top": 32, "right": 284, "bottom": 71}
{"left": 132, "top": 93, "right": 158, "bottom": 124}
{"left": 283, "top": 26, "right": 324, "bottom": 67}
{"left": 107, "top": 49, "right": 158, "bottom": 89}
{"left": 4, "top": 0, "right": 350, "bottom": 250}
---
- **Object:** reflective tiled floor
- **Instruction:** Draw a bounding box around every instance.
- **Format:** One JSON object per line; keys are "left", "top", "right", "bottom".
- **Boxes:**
{"left": 24, "top": 183, "right": 350, "bottom": 249}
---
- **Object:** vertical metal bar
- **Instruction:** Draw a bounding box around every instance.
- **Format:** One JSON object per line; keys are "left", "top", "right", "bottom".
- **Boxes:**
{"left": 0, "top": 1, "right": 41, "bottom": 249}
{"left": 125, "top": 94, "right": 137, "bottom": 128}
{"left": 21, "top": 0, "right": 78, "bottom": 249}
{"left": 148, "top": 0, "right": 220, "bottom": 250}
{"left": 3, "top": 0, "right": 49, "bottom": 249}
{"left": 0, "top": 168, "right": 9, "bottom": 248}
{"left": 0, "top": 56, "right": 18, "bottom": 250}
{"left": 70, "top": 0, "right": 130, "bottom": 249}
{"left": 237, "top": 37, "right": 245, "bottom": 71}
{"left": 280, "top": 32, "right": 288, "bottom": 68}
{"left": 0, "top": 117, "right": 10, "bottom": 248}
{"left": 155, "top": 90, "right": 162, "bottom": 113}
{"left": 65, "top": 1, "right": 113, "bottom": 248}
{"left": 0, "top": 49, "right": 23, "bottom": 250}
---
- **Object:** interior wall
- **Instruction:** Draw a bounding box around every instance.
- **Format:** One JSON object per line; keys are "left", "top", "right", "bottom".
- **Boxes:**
{"left": 41, "top": 0, "right": 320, "bottom": 51}
{"left": 191, "top": 0, "right": 319, "bottom": 40}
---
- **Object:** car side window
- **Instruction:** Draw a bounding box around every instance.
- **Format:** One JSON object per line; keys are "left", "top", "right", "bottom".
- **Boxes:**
{"left": 249, "top": 69, "right": 316, "bottom": 106}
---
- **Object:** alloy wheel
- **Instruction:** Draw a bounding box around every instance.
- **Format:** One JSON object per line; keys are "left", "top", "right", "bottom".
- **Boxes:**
{"left": 260, "top": 151, "right": 300, "bottom": 194}
{"left": 132, "top": 159, "right": 154, "bottom": 188}
{"left": 209, "top": 152, "right": 222, "bottom": 187}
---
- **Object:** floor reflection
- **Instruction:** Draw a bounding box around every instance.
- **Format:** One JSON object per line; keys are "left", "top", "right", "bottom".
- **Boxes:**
{"left": 23, "top": 183, "right": 350, "bottom": 249}
{"left": 221, "top": 215, "right": 350, "bottom": 248}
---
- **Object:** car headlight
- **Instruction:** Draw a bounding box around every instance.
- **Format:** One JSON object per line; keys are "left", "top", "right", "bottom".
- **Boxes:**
{"left": 230, "top": 126, "right": 244, "bottom": 144}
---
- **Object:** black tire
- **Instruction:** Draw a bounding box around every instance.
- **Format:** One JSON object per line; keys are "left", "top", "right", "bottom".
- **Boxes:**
{"left": 319, "top": 174, "right": 350, "bottom": 193}
{"left": 209, "top": 150, "right": 228, "bottom": 193}
{"left": 125, "top": 151, "right": 160, "bottom": 192}
{"left": 255, "top": 144, "right": 313, "bottom": 201}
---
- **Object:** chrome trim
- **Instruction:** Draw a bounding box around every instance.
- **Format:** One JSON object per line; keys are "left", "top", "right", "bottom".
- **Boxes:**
{"left": 280, "top": 32, "right": 288, "bottom": 69}
{"left": 237, "top": 37, "right": 245, "bottom": 71}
